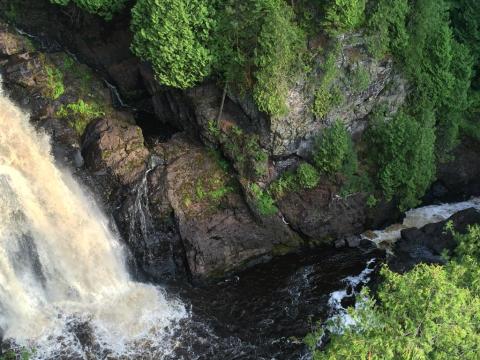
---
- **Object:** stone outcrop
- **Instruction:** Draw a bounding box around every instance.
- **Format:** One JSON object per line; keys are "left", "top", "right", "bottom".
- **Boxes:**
{"left": 277, "top": 187, "right": 368, "bottom": 244}
{"left": 153, "top": 134, "right": 301, "bottom": 278}
{"left": 81, "top": 118, "right": 149, "bottom": 186}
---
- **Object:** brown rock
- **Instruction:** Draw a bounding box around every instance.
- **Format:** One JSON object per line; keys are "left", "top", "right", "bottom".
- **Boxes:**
{"left": 0, "top": 22, "right": 32, "bottom": 57}
{"left": 161, "top": 134, "right": 301, "bottom": 278}
{"left": 278, "top": 187, "right": 368, "bottom": 244}
{"left": 81, "top": 118, "right": 149, "bottom": 185}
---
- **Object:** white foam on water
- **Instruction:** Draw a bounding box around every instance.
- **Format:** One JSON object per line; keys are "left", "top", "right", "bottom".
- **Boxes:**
{"left": 0, "top": 79, "right": 186, "bottom": 358}
{"left": 362, "top": 198, "right": 480, "bottom": 248}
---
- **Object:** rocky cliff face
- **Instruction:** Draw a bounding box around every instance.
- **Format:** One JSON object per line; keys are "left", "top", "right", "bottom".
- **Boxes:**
{"left": 2, "top": 2, "right": 480, "bottom": 281}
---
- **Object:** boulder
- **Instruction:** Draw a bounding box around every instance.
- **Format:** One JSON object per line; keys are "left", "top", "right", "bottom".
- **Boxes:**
{"left": 389, "top": 208, "right": 480, "bottom": 273}
{"left": 81, "top": 118, "right": 149, "bottom": 186}
{"left": 278, "top": 187, "right": 368, "bottom": 245}
{"left": 0, "top": 21, "right": 32, "bottom": 57}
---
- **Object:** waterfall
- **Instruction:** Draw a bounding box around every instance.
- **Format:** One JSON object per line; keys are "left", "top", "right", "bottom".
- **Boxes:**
{"left": 0, "top": 82, "right": 185, "bottom": 357}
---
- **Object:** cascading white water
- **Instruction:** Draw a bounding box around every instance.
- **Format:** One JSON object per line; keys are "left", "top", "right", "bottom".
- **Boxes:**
{"left": 0, "top": 82, "right": 185, "bottom": 358}
{"left": 363, "top": 197, "right": 480, "bottom": 249}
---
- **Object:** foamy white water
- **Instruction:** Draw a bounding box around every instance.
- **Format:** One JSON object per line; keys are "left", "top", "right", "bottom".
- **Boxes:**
{"left": 362, "top": 198, "right": 480, "bottom": 249}
{"left": 0, "top": 82, "right": 185, "bottom": 358}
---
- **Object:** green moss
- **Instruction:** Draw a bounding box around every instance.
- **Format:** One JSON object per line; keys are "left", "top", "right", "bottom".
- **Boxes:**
{"left": 249, "top": 183, "right": 278, "bottom": 216}
{"left": 44, "top": 65, "right": 65, "bottom": 100}
{"left": 56, "top": 99, "right": 105, "bottom": 135}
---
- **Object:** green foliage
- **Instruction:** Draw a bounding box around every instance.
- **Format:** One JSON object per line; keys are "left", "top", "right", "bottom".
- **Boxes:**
{"left": 313, "top": 120, "right": 354, "bottom": 176}
{"left": 222, "top": 126, "right": 269, "bottom": 181}
{"left": 56, "top": 99, "right": 105, "bottom": 135}
{"left": 0, "top": 348, "right": 31, "bottom": 360}
{"left": 249, "top": 183, "right": 278, "bottom": 216}
{"left": 44, "top": 65, "right": 65, "bottom": 100}
{"left": 367, "top": 109, "right": 436, "bottom": 211}
{"left": 296, "top": 163, "right": 320, "bottom": 189}
{"left": 50, "top": 0, "right": 127, "bottom": 19}
{"left": 366, "top": 0, "right": 409, "bottom": 59}
{"left": 308, "top": 225, "right": 480, "bottom": 359}
{"left": 349, "top": 65, "right": 370, "bottom": 93}
{"left": 323, "top": 0, "right": 366, "bottom": 34}
{"left": 270, "top": 162, "right": 320, "bottom": 198}
{"left": 252, "top": 1, "right": 306, "bottom": 117}
{"left": 131, "top": 0, "right": 215, "bottom": 89}
{"left": 215, "top": 0, "right": 306, "bottom": 117}
{"left": 313, "top": 45, "right": 344, "bottom": 118}
{"left": 450, "top": 0, "right": 480, "bottom": 138}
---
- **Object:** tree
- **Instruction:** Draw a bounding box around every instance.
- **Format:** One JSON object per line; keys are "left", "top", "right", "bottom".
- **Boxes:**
{"left": 367, "top": 109, "right": 436, "bottom": 211}
{"left": 214, "top": 0, "right": 305, "bottom": 117}
{"left": 323, "top": 0, "right": 365, "bottom": 34}
{"left": 307, "top": 225, "right": 480, "bottom": 359}
{"left": 130, "top": 0, "right": 215, "bottom": 89}
{"left": 50, "top": 0, "right": 128, "bottom": 19}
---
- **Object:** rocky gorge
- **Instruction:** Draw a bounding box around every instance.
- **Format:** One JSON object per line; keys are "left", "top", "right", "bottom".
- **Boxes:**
{"left": 1, "top": 1, "right": 480, "bottom": 358}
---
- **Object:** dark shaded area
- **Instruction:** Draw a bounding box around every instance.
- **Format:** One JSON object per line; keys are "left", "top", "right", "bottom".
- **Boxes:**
{"left": 389, "top": 208, "right": 480, "bottom": 273}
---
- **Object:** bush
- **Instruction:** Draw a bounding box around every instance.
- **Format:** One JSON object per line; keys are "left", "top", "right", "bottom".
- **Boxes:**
{"left": 253, "top": 1, "right": 306, "bottom": 117}
{"left": 249, "top": 183, "right": 278, "bottom": 216}
{"left": 44, "top": 65, "right": 65, "bottom": 100}
{"left": 296, "top": 163, "right": 320, "bottom": 189}
{"left": 313, "top": 120, "right": 354, "bottom": 176}
{"left": 313, "top": 45, "right": 344, "bottom": 118}
{"left": 131, "top": 0, "right": 215, "bottom": 89}
{"left": 349, "top": 65, "right": 370, "bottom": 93}
{"left": 50, "top": 0, "right": 128, "bottom": 19}
{"left": 323, "top": 0, "right": 365, "bottom": 34}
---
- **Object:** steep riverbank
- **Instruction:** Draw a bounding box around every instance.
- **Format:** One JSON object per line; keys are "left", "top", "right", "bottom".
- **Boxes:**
{"left": 2, "top": 3, "right": 480, "bottom": 282}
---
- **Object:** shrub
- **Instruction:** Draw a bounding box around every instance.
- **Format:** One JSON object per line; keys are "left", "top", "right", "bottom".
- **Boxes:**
{"left": 249, "top": 183, "right": 278, "bottom": 216}
{"left": 296, "top": 163, "right": 320, "bottom": 189}
{"left": 323, "top": 0, "right": 366, "bottom": 34}
{"left": 131, "top": 0, "right": 215, "bottom": 89}
{"left": 313, "top": 45, "right": 344, "bottom": 118}
{"left": 50, "top": 0, "right": 128, "bottom": 19}
{"left": 252, "top": 0, "right": 306, "bottom": 117}
{"left": 313, "top": 120, "right": 354, "bottom": 176}
{"left": 349, "top": 65, "right": 370, "bottom": 92}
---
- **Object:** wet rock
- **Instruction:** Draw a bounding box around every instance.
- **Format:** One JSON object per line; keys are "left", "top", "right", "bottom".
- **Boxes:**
{"left": 346, "top": 236, "right": 361, "bottom": 248}
{"left": 389, "top": 208, "right": 480, "bottom": 273}
{"left": 0, "top": 21, "right": 32, "bottom": 57}
{"left": 341, "top": 295, "right": 355, "bottom": 309}
{"left": 163, "top": 134, "right": 301, "bottom": 278}
{"left": 334, "top": 238, "right": 346, "bottom": 249}
{"left": 278, "top": 188, "right": 367, "bottom": 245}
{"left": 81, "top": 118, "right": 149, "bottom": 186}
